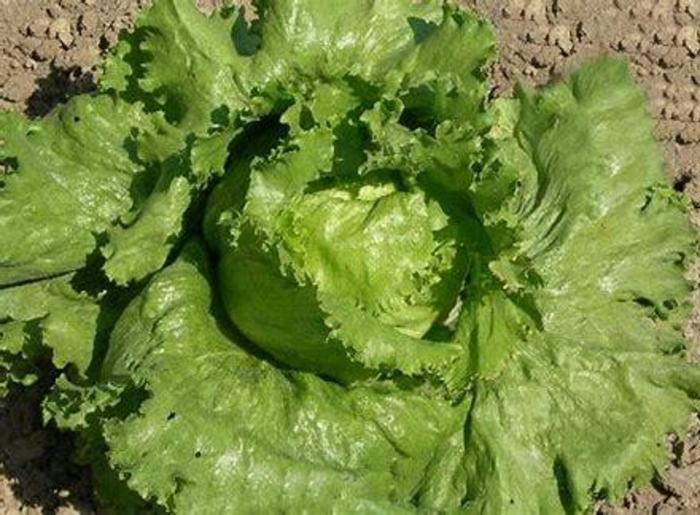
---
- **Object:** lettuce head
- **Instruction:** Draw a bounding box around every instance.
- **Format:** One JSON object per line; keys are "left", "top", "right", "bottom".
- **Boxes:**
{"left": 1, "top": 0, "right": 699, "bottom": 513}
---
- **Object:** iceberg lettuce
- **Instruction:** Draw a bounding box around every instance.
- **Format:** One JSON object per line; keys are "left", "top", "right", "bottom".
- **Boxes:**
{"left": 1, "top": 1, "right": 698, "bottom": 513}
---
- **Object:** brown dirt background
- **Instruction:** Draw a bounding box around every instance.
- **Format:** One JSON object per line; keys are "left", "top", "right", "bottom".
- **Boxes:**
{"left": 0, "top": 0, "right": 699, "bottom": 513}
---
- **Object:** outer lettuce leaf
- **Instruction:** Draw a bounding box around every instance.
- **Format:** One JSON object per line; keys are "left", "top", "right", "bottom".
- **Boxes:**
{"left": 102, "top": 174, "right": 194, "bottom": 286}
{"left": 0, "top": 88, "right": 218, "bottom": 386}
{"left": 0, "top": 90, "right": 212, "bottom": 289}
{"left": 43, "top": 374, "right": 157, "bottom": 514}
{"left": 96, "top": 243, "right": 464, "bottom": 513}
{"left": 1, "top": 321, "right": 42, "bottom": 396}
{"left": 102, "top": 0, "right": 493, "bottom": 134}
{"left": 457, "top": 59, "right": 700, "bottom": 513}
{"left": 521, "top": 61, "right": 693, "bottom": 348}
{"left": 462, "top": 339, "right": 700, "bottom": 514}
{"left": 102, "top": 121, "right": 244, "bottom": 286}
{"left": 0, "top": 275, "right": 100, "bottom": 379}
{"left": 102, "top": 0, "right": 260, "bottom": 130}
{"left": 0, "top": 96, "right": 161, "bottom": 285}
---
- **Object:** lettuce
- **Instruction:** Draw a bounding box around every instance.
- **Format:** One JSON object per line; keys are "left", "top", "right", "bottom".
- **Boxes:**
{"left": 1, "top": 0, "right": 698, "bottom": 513}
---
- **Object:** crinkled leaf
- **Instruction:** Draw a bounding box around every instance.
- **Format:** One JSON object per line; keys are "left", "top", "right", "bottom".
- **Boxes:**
{"left": 103, "top": 0, "right": 493, "bottom": 133}
{"left": 455, "top": 59, "right": 699, "bottom": 513}
{"left": 98, "top": 243, "right": 464, "bottom": 512}
{"left": 0, "top": 97, "right": 161, "bottom": 285}
{"left": 0, "top": 322, "right": 42, "bottom": 395}
{"left": 0, "top": 275, "right": 99, "bottom": 377}
{"left": 1, "top": 1, "right": 698, "bottom": 514}
{"left": 103, "top": 175, "right": 194, "bottom": 286}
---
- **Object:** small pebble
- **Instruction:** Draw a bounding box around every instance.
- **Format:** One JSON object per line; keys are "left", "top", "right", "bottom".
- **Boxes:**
{"left": 547, "top": 25, "right": 574, "bottom": 55}
{"left": 78, "top": 12, "right": 98, "bottom": 34}
{"left": 33, "top": 39, "right": 62, "bottom": 61}
{"left": 691, "top": 106, "right": 700, "bottom": 122}
{"left": 47, "top": 6, "right": 64, "bottom": 19}
{"left": 676, "top": 26, "right": 699, "bottom": 56}
{"left": 525, "top": 27, "right": 547, "bottom": 44}
{"left": 523, "top": 0, "right": 546, "bottom": 21}
{"left": 2, "top": 73, "right": 35, "bottom": 102}
{"left": 626, "top": 33, "right": 642, "bottom": 50}
{"left": 48, "top": 18, "right": 74, "bottom": 48}
{"left": 26, "top": 18, "right": 50, "bottom": 37}
{"left": 48, "top": 17, "right": 70, "bottom": 38}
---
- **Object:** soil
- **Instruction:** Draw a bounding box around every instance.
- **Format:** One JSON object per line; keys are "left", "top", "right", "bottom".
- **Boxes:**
{"left": 1, "top": 0, "right": 699, "bottom": 513}
{"left": 0, "top": 378, "right": 94, "bottom": 515}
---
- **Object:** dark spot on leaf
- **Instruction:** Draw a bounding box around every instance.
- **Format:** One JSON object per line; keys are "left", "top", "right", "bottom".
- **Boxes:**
{"left": 167, "top": 412, "right": 177, "bottom": 421}
{"left": 195, "top": 451, "right": 202, "bottom": 458}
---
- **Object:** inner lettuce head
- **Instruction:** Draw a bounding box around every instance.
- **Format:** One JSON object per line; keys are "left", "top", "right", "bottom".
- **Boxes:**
{"left": 207, "top": 85, "right": 477, "bottom": 385}
{"left": 1, "top": 0, "right": 699, "bottom": 513}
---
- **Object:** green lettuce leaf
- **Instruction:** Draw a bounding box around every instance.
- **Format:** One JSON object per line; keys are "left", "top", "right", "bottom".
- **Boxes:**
{"left": 457, "top": 59, "right": 699, "bottom": 513}
{"left": 0, "top": 0, "right": 695, "bottom": 513}
{"left": 98, "top": 242, "right": 464, "bottom": 512}
{"left": 0, "top": 97, "right": 161, "bottom": 285}
{"left": 0, "top": 275, "right": 100, "bottom": 382}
